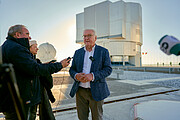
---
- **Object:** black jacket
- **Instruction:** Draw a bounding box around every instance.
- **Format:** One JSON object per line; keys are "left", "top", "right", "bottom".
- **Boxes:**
{"left": 30, "top": 55, "right": 41, "bottom": 106}
{"left": 36, "top": 58, "right": 55, "bottom": 103}
{"left": 2, "top": 36, "right": 63, "bottom": 110}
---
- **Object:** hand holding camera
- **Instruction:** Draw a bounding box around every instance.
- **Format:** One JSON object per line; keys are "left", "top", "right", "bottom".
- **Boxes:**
{"left": 60, "top": 57, "right": 72, "bottom": 68}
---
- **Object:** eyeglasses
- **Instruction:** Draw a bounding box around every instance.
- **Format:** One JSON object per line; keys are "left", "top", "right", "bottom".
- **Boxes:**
{"left": 82, "top": 34, "right": 94, "bottom": 38}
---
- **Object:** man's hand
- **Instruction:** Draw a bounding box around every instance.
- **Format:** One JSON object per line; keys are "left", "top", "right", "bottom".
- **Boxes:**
{"left": 60, "top": 58, "right": 70, "bottom": 68}
{"left": 75, "top": 73, "right": 85, "bottom": 82}
{"left": 75, "top": 73, "right": 93, "bottom": 83}
{"left": 84, "top": 73, "right": 93, "bottom": 82}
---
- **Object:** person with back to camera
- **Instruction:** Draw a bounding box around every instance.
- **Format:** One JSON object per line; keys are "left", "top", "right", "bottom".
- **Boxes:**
{"left": 29, "top": 40, "right": 56, "bottom": 120}
{"left": 1, "top": 24, "right": 71, "bottom": 120}
{"left": 69, "top": 29, "right": 112, "bottom": 120}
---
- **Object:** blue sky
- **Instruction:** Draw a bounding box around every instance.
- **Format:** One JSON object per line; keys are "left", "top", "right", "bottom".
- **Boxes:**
{"left": 0, "top": 0, "right": 180, "bottom": 65}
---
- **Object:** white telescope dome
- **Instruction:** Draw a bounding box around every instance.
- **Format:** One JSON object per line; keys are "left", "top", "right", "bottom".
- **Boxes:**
{"left": 37, "top": 42, "right": 56, "bottom": 63}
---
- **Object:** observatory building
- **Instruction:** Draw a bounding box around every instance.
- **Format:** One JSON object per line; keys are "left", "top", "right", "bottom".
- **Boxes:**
{"left": 76, "top": 0, "right": 142, "bottom": 66}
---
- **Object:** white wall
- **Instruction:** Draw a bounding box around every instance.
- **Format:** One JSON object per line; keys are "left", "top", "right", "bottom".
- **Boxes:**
{"left": 84, "top": 6, "right": 96, "bottom": 30}
{"left": 76, "top": 13, "right": 84, "bottom": 43}
{"left": 110, "top": 0, "right": 126, "bottom": 37}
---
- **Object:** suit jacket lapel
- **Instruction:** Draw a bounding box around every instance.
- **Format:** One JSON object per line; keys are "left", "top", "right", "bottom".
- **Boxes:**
{"left": 80, "top": 48, "right": 85, "bottom": 72}
{"left": 90, "top": 45, "right": 98, "bottom": 72}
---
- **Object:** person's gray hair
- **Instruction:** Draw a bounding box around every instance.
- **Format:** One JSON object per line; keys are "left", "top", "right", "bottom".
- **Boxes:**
{"left": 8, "top": 25, "right": 26, "bottom": 37}
{"left": 29, "top": 40, "right": 37, "bottom": 47}
{"left": 84, "top": 29, "right": 96, "bottom": 35}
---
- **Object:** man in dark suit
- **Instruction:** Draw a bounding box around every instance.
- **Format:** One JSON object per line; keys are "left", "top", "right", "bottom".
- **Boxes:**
{"left": 1, "top": 24, "right": 70, "bottom": 119}
{"left": 69, "top": 29, "right": 112, "bottom": 120}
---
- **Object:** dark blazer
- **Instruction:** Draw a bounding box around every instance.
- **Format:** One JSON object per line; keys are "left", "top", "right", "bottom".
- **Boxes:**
{"left": 69, "top": 45, "right": 112, "bottom": 101}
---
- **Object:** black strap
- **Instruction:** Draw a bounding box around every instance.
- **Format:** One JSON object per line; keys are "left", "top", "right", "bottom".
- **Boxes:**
{"left": 0, "top": 46, "right": 2, "bottom": 64}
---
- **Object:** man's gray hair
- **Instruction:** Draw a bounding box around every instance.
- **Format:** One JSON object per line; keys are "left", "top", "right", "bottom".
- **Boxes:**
{"left": 8, "top": 25, "right": 26, "bottom": 37}
{"left": 84, "top": 29, "right": 96, "bottom": 35}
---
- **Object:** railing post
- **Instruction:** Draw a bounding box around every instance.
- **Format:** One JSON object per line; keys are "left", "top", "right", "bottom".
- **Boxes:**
{"left": 169, "top": 68, "right": 171, "bottom": 74}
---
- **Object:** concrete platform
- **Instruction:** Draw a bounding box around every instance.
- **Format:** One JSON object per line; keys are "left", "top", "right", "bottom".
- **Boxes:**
{"left": 54, "top": 91, "right": 180, "bottom": 120}
{"left": 1, "top": 71, "right": 180, "bottom": 120}
{"left": 49, "top": 74, "right": 180, "bottom": 120}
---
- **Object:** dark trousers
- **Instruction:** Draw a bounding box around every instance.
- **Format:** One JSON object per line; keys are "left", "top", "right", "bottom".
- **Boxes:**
{"left": 39, "top": 87, "right": 55, "bottom": 120}
{"left": 28, "top": 105, "right": 37, "bottom": 120}
{"left": 76, "top": 87, "right": 104, "bottom": 120}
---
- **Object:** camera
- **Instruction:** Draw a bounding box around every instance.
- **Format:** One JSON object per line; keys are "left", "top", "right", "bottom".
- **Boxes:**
{"left": 67, "top": 57, "right": 73, "bottom": 63}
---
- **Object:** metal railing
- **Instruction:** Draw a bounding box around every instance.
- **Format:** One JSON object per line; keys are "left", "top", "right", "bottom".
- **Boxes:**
{"left": 112, "top": 66, "right": 180, "bottom": 74}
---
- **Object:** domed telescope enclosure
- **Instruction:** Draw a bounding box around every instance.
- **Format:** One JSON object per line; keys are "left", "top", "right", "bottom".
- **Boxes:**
{"left": 37, "top": 42, "right": 56, "bottom": 63}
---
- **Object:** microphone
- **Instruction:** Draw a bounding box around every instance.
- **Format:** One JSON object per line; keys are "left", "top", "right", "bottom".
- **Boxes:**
{"left": 158, "top": 35, "right": 180, "bottom": 56}
{"left": 89, "top": 56, "right": 95, "bottom": 61}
